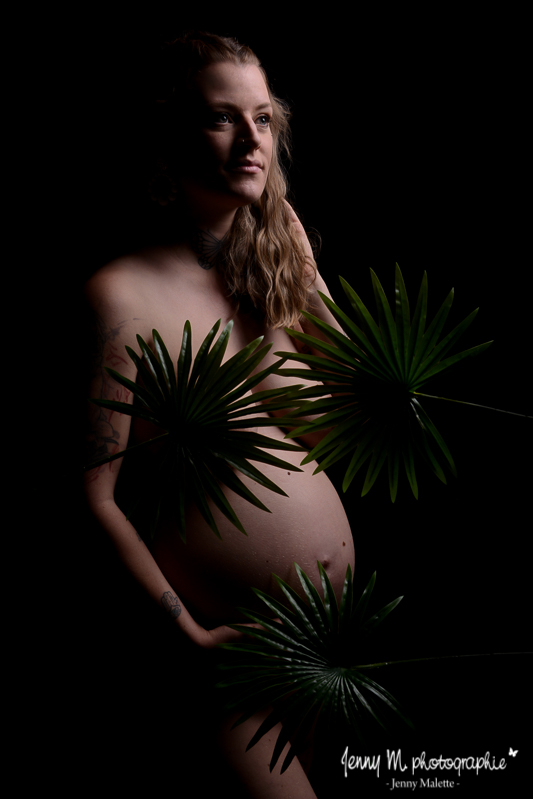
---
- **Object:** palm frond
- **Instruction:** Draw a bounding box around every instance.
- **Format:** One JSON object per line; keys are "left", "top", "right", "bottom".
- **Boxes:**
{"left": 85, "top": 321, "right": 305, "bottom": 540}
{"left": 276, "top": 265, "right": 493, "bottom": 500}
{"left": 217, "top": 563, "right": 410, "bottom": 773}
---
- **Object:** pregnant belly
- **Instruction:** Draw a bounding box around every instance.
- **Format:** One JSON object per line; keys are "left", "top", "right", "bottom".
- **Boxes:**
{"left": 150, "top": 426, "right": 355, "bottom": 625}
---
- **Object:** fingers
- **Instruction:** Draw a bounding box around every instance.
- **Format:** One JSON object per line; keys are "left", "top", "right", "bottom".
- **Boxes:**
{"left": 193, "top": 617, "right": 282, "bottom": 649}
{"left": 202, "top": 623, "right": 253, "bottom": 648}
{"left": 282, "top": 199, "right": 315, "bottom": 268}
{"left": 282, "top": 199, "right": 306, "bottom": 238}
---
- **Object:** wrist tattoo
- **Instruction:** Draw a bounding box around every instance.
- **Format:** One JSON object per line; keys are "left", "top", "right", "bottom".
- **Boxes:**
{"left": 161, "top": 591, "right": 182, "bottom": 620}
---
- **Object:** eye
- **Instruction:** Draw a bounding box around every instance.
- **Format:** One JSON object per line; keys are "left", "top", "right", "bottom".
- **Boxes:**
{"left": 213, "top": 112, "right": 232, "bottom": 125}
{"left": 256, "top": 114, "right": 271, "bottom": 128}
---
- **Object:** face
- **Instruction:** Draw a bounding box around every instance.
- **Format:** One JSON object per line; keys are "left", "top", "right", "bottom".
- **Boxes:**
{"left": 180, "top": 61, "right": 274, "bottom": 210}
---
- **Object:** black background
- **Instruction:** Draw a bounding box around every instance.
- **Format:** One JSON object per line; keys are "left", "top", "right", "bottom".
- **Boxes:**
{"left": 45, "top": 8, "right": 531, "bottom": 797}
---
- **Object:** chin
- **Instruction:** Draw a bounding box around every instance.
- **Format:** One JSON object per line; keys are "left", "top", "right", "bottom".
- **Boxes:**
{"left": 226, "top": 180, "right": 267, "bottom": 206}
{"left": 235, "top": 190, "right": 265, "bottom": 207}
{"left": 184, "top": 175, "right": 267, "bottom": 213}
{"left": 214, "top": 187, "right": 266, "bottom": 212}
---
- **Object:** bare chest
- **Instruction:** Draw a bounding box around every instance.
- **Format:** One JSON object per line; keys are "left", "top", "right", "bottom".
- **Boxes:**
{"left": 136, "top": 276, "right": 303, "bottom": 390}
{"left": 127, "top": 275, "right": 309, "bottom": 452}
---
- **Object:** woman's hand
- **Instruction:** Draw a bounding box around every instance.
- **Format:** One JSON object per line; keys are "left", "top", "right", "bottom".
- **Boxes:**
{"left": 189, "top": 621, "right": 267, "bottom": 649}
{"left": 283, "top": 199, "right": 315, "bottom": 266}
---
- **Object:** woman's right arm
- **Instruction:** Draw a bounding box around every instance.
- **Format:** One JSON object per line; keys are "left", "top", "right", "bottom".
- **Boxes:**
{"left": 82, "top": 270, "right": 245, "bottom": 649}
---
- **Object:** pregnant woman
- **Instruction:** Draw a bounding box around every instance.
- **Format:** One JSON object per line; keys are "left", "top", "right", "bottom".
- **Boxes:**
{"left": 84, "top": 31, "right": 354, "bottom": 797}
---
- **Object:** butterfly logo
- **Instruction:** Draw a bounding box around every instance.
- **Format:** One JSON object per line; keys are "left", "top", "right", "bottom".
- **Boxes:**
{"left": 509, "top": 748, "right": 518, "bottom": 757}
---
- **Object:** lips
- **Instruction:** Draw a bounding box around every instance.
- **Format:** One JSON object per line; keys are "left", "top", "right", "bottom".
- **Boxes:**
{"left": 227, "top": 160, "right": 263, "bottom": 173}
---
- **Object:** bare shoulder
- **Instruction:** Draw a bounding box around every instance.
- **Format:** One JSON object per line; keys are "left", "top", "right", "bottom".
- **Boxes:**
{"left": 85, "top": 254, "right": 151, "bottom": 316}
{"left": 84, "top": 250, "right": 171, "bottom": 344}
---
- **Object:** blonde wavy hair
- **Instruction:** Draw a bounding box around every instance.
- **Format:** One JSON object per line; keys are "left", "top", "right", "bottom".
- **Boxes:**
{"left": 150, "top": 31, "right": 317, "bottom": 328}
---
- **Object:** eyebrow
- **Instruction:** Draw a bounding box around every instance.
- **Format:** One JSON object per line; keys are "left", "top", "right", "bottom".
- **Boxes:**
{"left": 208, "top": 101, "right": 273, "bottom": 113}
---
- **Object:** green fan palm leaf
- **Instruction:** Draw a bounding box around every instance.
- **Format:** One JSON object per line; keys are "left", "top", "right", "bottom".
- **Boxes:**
{"left": 218, "top": 563, "right": 410, "bottom": 773}
{"left": 85, "top": 320, "right": 306, "bottom": 540}
{"left": 276, "top": 264, "right": 493, "bottom": 500}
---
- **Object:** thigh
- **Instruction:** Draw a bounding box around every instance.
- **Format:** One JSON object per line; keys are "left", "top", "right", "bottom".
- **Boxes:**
{"left": 215, "top": 708, "right": 318, "bottom": 799}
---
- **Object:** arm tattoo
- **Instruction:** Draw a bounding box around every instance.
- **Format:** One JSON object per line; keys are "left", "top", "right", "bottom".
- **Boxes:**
{"left": 85, "top": 314, "right": 132, "bottom": 474}
{"left": 193, "top": 228, "right": 227, "bottom": 270}
{"left": 161, "top": 591, "right": 182, "bottom": 620}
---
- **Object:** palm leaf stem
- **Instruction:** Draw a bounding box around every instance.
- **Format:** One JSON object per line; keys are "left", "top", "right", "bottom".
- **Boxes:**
{"left": 355, "top": 651, "right": 528, "bottom": 670}
{"left": 414, "top": 393, "right": 532, "bottom": 418}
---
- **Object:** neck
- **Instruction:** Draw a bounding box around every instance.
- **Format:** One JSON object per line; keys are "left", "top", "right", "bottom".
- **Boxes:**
{"left": 183, "top": 202, "right": 237, "bottom": 270}
{"left": 183, "top": 187, "right": 238, "bottom": 237}
{"left": 191, "top": 225, "right": 228, "bottom": 270}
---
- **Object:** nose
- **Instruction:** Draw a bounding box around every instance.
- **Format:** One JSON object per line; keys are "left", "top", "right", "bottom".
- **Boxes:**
{"left": 237, "top": 117, "right": 261, "bottom": 150}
